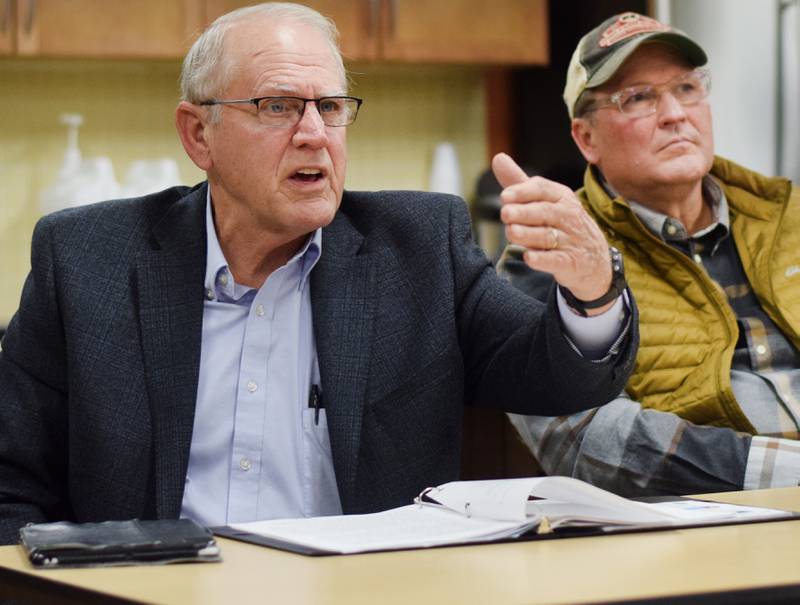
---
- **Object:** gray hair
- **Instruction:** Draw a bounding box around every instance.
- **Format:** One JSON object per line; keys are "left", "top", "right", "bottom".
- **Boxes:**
{"left": 180, "top": 2, "right": 346, "bottom": 118}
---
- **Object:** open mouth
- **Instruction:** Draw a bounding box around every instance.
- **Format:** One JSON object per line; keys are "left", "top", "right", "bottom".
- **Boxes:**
{"left": 291, "top": 168, "right": 324, "bottom": 183}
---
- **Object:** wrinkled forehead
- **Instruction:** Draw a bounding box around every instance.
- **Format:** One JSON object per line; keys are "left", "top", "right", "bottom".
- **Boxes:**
{"left": 222, "top": 17, "right": 346, "bottom": 91}
{"left": 596, "top": 42, "right": 696, "bottom": 92}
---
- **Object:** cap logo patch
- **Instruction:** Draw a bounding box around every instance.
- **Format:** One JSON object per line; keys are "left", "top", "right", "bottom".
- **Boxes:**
{"left": 599, "top": 12, "right": 671, "bottom": 48}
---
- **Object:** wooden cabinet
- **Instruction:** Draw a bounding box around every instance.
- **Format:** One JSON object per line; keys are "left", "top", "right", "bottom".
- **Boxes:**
{"left": 13, "top": 0, "right": 203, "bottom": 58}
{"left": 205, "top": 0, "right": 548, "bottom": 65}
{"left": 0, "top": 0, "right": 548, "bottom": 64}
{"left": 0, "top": 0, "right": 13, "bottom": 55}
{"left": 379, "top": 0, "right": 548, "bottom": 64}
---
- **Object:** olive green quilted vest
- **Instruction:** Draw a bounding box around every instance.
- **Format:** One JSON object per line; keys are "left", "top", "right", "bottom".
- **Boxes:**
{"left": 580, "top": 156, "right": 800, "bottom": 432}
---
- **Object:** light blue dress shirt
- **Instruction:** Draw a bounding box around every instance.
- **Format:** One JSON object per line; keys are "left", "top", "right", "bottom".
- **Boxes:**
{"left": 181, "top": 189, "right": 626, "bottom": 526}
{"left": 180, "top": 191, "right": 341, "bottom": 526}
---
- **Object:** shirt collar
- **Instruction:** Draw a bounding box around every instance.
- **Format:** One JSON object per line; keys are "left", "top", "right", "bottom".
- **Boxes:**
{"left": 203, "top": 186, "right": 322, "bottom": 301}
{"left": 596, "top": 168, "right": 730, "bottom": 243}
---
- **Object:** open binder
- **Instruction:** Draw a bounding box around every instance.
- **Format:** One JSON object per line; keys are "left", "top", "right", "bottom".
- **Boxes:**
{"left": 213, "top": 476, "right": 800, "bottom": 556}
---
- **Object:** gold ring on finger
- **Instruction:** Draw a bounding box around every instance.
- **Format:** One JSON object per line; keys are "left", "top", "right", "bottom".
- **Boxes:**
{"left": 549, "top": 227, "right": 559, "bottom": 250}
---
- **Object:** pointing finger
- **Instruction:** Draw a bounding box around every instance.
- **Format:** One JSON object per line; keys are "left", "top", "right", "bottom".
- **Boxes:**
{"left": 491, "top": 153, "right": 528, "bottom": 189}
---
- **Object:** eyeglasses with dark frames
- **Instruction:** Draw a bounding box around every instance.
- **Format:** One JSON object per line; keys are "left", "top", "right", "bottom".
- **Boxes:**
{"left": 200, "top": 95, "right": 363, "bottom": 128}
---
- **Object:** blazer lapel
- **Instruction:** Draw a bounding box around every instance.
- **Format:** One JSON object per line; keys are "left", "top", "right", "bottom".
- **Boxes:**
{"left": 312, "top": 208, "right": 385, "bottom": 511}
{"left": 136, "top": 184, "right": 207, "bottom": 519}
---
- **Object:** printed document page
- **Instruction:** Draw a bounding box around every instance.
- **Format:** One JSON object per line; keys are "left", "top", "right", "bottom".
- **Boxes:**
{"left": 230, "top": 504, "right": 540, "bottom": 554}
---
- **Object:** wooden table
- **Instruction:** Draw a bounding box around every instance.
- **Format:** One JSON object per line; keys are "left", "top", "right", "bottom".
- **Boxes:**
{"left": 1, "top": 487, "right": 799, "bottom": 605}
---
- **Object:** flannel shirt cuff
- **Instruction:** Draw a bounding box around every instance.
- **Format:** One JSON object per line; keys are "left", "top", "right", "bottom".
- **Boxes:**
{"left": 743, "top": 436, "right": 800, "bottom": 489}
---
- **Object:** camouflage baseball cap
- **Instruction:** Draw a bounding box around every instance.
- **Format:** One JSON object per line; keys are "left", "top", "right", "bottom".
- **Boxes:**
{"left": 563, "top": 12, "right": 707, "bottom": 118}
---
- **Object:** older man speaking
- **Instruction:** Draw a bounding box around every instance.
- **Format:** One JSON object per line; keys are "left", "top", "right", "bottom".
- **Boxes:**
{"left": 0, "top": 3, "right": 636, "bottom": 544}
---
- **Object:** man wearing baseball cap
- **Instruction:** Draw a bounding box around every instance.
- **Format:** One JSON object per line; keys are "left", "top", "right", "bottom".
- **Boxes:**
{"left": 501, "top": 12, "right": 800, "bottom": 495}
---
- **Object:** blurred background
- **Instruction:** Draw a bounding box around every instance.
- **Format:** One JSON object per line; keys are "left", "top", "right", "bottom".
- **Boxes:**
{"left": 1, "top": 0, "right": 796, "bottom": 477}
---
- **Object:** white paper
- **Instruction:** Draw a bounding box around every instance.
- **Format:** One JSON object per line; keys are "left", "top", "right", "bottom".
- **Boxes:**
{"left": 432, "top": 476, "right": 682, "bottom": 525}
{"left": 229, "top": 476, "right": 794, "bottom": 555}
{"left": 428, "top": 478, "right": 540, "bottom": 522}
{"left": 647, "top": 499, "right": 790, "bottom": 523}
{"left": 231, "top": 505, "right": 540, "bottom": 554}
{"left": 526, "top": 476, "right": 684, "bottom": 525}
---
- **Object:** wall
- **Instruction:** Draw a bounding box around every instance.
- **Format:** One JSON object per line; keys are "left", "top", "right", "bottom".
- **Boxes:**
{"left": 660, "top": 0, "right": 780, "bottom": 177}
{"left": 0, "top": 60, "right": 487, "bottom": 325}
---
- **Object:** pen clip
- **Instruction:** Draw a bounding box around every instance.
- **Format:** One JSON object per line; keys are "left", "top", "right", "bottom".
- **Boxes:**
{"left": 309, "top": 384, "right": 322, "bottom": 425}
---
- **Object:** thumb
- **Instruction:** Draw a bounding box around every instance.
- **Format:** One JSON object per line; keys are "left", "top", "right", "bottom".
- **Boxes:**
{"left": 491, "top": 152, "right": 528, "bottom": 189}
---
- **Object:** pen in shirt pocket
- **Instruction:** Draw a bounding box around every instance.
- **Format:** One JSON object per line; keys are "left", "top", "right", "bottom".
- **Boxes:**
{"left": 308, "top": 384, "right": 323, "bottom": 425}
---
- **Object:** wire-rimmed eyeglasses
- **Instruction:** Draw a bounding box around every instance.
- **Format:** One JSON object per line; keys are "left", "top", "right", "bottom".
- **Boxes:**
{"left": 583, "top": 68, "right": 711, "bottom": 118}
{"left": 199, "top": 95, "right": 363, "bottom": 127}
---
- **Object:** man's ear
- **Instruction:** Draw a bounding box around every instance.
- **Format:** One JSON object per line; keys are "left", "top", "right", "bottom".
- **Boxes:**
{"left": 176, "top": 101, "right": 213, "bottom": 171}
{"left": 571, "top": 117, "right": 601, "bottom": 165}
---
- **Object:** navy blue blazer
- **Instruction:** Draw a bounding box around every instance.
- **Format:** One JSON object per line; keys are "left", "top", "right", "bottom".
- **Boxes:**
{"left": 0, "top": 183, "right": 637, "bottom": 544}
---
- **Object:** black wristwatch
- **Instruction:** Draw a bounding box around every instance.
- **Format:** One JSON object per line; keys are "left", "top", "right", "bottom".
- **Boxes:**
{"left": 560, "top": 246, "right": 626, "bottom": 317}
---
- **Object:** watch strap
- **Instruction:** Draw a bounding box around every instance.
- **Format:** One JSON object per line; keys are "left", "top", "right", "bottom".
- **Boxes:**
{"left": 560, "top": 247, "right": 626, "bottom": 317}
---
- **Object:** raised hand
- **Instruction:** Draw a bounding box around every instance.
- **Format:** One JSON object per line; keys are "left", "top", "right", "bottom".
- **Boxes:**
{"left": 492, "top": 152, "right": 613, "bottom": 308}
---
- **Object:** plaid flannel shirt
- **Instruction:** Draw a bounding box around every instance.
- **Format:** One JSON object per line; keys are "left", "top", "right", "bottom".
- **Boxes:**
{"left": 506, "top": 175, "right": 800, "bottom": 496}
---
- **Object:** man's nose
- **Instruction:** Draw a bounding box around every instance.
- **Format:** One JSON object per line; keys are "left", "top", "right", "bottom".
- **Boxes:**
{"left": 293, "top": 101, "right": 328, "bottom": 145}
{"left": 656, "top": 91, "right": 688, "bottom": 125}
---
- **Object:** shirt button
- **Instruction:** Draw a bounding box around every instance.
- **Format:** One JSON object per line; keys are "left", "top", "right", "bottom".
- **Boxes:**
{"left": 218, "top": 272, "right": 228, "bottom": 286}
{"left": 255, "top": 304, "right": 265, "bottom": 316}
{"left": 205, "top": 288, "right": 215, "bottom": 301}
{"left": 247, "top": 380, "right": 258, "bottom": 393}
{"left": 666, "top": 224, "right": 678, "bottom": 236}
{"left": 693, "top": 254, "right": 702, "bottom": 264}
{"left": 239, "top": 458, "right": 252, "bottom": 471}
{"left": 756, "top": 345, "right": 767, "bottom": 355}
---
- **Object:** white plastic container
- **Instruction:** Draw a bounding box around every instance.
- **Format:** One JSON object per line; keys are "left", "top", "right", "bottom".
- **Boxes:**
{"left": 429, "top": 141, "right": 462, "bottom": 197}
